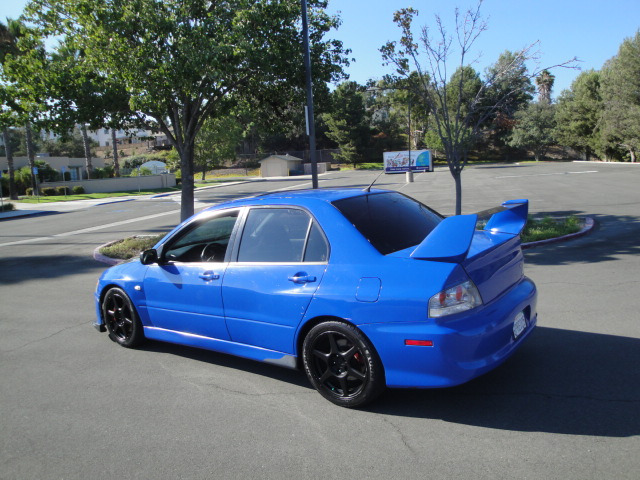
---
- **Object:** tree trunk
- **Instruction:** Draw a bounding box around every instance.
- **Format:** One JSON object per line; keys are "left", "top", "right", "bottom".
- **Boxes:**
{"left": 630, "top": 149, "right": 636, "bottom": 163}
{"left": 3, "top": 128, "right": 18, "bottom": 200}
{"left": 179, "top": 141, "right": 195, "bottom": 222}
{"left": 81, "top": 124, "right": 93, "bottom": 179}
{"left": 25, "top": 121, "right": 37, "bottom": 195}
{"left": 111, "top": 129, "right": 120, "bottom": 176}
{"left": 453, "top": 171, "right": 462, "bottom": 216}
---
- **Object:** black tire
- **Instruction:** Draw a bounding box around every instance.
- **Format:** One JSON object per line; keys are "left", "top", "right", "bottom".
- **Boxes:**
{"left": 302, "top": 321, "right": 385, "bottom": 407}
{"left": 102, "top": 287, "right": 145, "bottom": 348}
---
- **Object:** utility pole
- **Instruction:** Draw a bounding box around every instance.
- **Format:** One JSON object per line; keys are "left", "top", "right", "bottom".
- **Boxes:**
{"left": 301, "top": 0, "right": 318, "bottom": 189}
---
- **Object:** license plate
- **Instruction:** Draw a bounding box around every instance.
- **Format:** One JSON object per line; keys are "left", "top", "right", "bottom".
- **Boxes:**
{"left": 513, "top": 311, "right": 527, "bottom": 340}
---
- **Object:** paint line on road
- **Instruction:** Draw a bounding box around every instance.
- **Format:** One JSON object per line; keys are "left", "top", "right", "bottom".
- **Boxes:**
{"left": 0, "top": 209, "right": 180, "bottom": 248}
{"left": 495, "top": 170, "right": 598, "bottom": 179}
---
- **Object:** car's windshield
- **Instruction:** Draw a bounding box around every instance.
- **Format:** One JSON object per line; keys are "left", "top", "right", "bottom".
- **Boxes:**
{"left": 332, "top": 192, "right": 443, "bottom": 255}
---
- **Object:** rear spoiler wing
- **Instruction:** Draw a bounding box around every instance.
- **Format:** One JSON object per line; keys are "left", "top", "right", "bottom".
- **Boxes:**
{"left": 411, "top": 199, "right": 528, "bottom": 262}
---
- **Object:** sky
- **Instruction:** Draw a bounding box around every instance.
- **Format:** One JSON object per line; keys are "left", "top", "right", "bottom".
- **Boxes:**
{"left": 325, "top": 0, "right": 640, "bottom": 96}
{"left": 3, "top": 0, "right": 640, "bottom": 98}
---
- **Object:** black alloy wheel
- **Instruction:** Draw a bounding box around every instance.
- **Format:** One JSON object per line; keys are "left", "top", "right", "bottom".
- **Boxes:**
{"left": 102, "top": 287, "right": 144, "bottom": 348}
{"left": 302, "top": 321, "right": 385, "bottom": 407}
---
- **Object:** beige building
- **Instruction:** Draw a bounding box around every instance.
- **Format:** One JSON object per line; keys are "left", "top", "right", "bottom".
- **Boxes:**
{"left": 0, "top": 156, "right": 105, "bottom": 181}
{"left": 259, "top": 154, "right": 303, "bottom": 177}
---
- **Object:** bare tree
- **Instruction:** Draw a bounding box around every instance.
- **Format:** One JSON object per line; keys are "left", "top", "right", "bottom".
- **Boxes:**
{"left": 381, "top": 1, "right": 575, "bottom": 214}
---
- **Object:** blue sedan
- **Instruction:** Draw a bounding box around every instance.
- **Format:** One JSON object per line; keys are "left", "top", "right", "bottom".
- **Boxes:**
{"left": 94, "top": 188, "right": 537, "bottom": 407}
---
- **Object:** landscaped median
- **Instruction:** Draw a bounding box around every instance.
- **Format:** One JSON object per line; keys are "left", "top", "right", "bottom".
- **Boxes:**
{"left": 93, "top": 216, "right": 596, "bottom": 266}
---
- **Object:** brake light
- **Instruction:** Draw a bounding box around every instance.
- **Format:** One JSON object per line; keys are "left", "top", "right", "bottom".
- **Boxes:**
{"left": 428, "top": 280, "right": 482, "bottom": 318}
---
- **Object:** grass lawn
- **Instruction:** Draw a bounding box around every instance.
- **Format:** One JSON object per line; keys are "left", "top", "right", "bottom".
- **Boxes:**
{"left": 520, "top": 216, "right": 581, "bottom": 243}
{"left": 99, "top": 234, "right": 166, "bottom": 260}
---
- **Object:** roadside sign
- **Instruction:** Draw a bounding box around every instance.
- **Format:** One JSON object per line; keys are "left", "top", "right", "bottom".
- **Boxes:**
{"left": 383, "top": 150, "right": 433, "bottom": 173}
{"left": 61, "top": 166, "right": 66, "bottom": 173}
{"left": 32, "top": 167, "right": 39, "bottom": 174}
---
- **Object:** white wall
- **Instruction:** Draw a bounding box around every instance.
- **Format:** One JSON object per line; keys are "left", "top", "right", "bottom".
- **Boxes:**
{"left": 40, "top": 174, "right": 176, "bottom": 193}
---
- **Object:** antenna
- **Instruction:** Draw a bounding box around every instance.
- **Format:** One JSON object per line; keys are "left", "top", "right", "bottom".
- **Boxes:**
{"left": 363, "top": 170, "right": 385, "bottom": 192}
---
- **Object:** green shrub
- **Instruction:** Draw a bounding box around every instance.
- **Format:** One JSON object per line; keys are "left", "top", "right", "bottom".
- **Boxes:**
{"left": 72, "top": 185, "right": 85, "bottom": 194}
{"left": 0, "top": 202, "right": 15, "bottom": 212}
{"left": 26, "top": 187, "right": 33, "bottom": 196}
{"left": 41, "top": 187, "right": 57, "bottom": 196}
{"left": 56, "top": 186, "right": 71, "bottom": 195}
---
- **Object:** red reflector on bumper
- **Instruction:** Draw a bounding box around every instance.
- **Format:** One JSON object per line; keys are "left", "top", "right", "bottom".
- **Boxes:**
{"left": 405, "top": 339, "right": 433, "bottom": 347}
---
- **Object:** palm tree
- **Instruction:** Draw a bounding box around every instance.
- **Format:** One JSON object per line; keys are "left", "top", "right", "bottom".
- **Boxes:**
{"left": 536, "top": 70, "right": 555, "bottom": 104}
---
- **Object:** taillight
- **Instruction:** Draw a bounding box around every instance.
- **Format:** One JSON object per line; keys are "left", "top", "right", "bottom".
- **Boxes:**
{"left": 428, "top": 280, "right": 482, "bottom": 318}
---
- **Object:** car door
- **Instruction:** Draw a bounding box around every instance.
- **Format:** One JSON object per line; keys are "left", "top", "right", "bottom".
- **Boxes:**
{"left": 222, "top": 207, "right": 329, "bottom": 354}
{"left": 142, "top": 209, "right": 240, "bottom": 340}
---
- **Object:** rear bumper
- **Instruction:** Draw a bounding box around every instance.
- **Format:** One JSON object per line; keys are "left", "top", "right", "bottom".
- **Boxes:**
{"left": 358, "top": 276, "right": 537, "bottom": 388}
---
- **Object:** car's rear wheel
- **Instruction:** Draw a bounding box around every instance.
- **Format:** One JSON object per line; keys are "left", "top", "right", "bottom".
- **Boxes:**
{"left": 102, "top": 287, "right": 144, "bottom": 348}
{"left": 302, "top": 321, "right": 385, "bottom": 407}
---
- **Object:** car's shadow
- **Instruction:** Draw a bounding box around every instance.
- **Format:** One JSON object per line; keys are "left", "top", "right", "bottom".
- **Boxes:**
{"left": 137, "top": 326, "right": 639, "bottom": 437}
{"left": 369, "top": 327, "right": 640, "bottom": 437}
{"left": 138, "top": 340, "right": 311, "bottom": 389}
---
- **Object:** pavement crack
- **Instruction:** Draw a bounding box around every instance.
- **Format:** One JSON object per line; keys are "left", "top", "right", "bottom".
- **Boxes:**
{"left": 380, "top": 417, "right": 417, "bottom": 457}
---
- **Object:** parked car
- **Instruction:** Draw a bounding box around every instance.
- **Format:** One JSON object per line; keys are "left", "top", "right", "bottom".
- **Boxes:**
{"left": 94, "top": 188, "right": 537, "bottom": 407}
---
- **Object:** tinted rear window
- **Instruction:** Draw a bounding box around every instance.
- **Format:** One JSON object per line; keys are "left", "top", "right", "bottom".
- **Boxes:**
{"left": 332, "top": 192, "right": 442, "bottom": 255}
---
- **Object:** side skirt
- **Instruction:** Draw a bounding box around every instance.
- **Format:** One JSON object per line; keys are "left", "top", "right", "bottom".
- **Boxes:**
{"left": 143, "top": 327, "right": 298, "bottom": 369}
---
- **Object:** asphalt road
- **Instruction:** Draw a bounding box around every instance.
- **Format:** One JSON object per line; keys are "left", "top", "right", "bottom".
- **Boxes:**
{"left": 1, "top": 162, "right": 639, "bottom": 479}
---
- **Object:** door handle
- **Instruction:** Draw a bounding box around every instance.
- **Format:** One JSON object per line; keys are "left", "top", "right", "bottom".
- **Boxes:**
{"left": 199, "top": 271, "right": 220, "bottom": 281}
{"left": 288, "top": 272, "right": 317, "bottom": 284}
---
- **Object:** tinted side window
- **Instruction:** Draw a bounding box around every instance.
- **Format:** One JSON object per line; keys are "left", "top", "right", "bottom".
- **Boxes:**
{"left": 304, "top": 222, "right": 329, "bottom": 262}
{"left": 164, "top": 211, "right": 238, "bottom": 262}
{"left": 332, "top": 192, "right": 442, "bottom": 255}
{"left": 238, "top": 208, "right": 310, "bottom": 262}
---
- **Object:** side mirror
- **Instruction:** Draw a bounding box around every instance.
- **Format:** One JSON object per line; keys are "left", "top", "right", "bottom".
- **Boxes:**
{"left": 140, "top": 248, "right": 159, "bottom": 265}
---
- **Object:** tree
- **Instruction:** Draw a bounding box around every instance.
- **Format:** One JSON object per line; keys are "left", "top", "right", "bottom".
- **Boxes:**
{"left": 42, "top": 127, "right": 98, "bottom": 158}
{"left": 322, "top": 81, "right": 371, "bottom": 167}
{"left": 484, "top": 50, "right": 535, "bottom": 158}
{"left": 26, "top": 0, "right": 349, "bottom": 221}
{"left": 536, "top": 70, "right": 555, "bottom": 104}
{"left": 380, "top": 2, "right": 568, "bottom": 214}
{"left": 0, "top": 18, "right": 46, "bottom": 197}
{"left": 599, "top": 31, "right": 640, "bottom": 162}
{"left": 42, "top": 39, "right": 142, "bottom": 178}
{"left": 554, "top": 70, "right": 602, "bottom": 160}
{"left": 194, "top": 113, "right": 247, "bottom": 180}
{"left": 508, "top": 102, "right": 556, "bottom": 161}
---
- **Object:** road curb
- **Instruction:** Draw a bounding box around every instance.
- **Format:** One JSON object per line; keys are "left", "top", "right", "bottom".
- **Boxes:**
{"left": 93, "top": 239, "right": 125, "bottom": 266}
{"left": 0, "top": 210, "right": 59, "bottom": 221}
{"left": 93, "top": 198, "right": 136, "bottom": 207}
{"left": 521, "top": 217, "right": 595, "bottom": 250}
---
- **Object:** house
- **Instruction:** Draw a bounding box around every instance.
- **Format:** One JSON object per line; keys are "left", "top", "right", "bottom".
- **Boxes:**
{"left": 259, "top": 154, "right": 303, "bottom": 177}
{"left": 0, "top": 156, "right": 105, "bottom": 181}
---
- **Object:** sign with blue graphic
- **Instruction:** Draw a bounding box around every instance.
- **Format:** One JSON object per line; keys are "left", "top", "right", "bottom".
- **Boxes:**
{"left": 383, "top": 150, "right": 432, "bottom": 173}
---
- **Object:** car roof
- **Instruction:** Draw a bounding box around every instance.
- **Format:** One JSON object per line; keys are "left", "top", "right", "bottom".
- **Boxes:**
{"left": 203, "top": 187, "right": 391, "bottom": 211}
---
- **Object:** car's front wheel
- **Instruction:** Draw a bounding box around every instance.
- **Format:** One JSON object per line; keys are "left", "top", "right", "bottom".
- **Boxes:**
{"left": 302, "top": 321, "right": 385, "bottom": 407}
{"left": 102, "top": 287, "right": 144, "bottom": 348}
